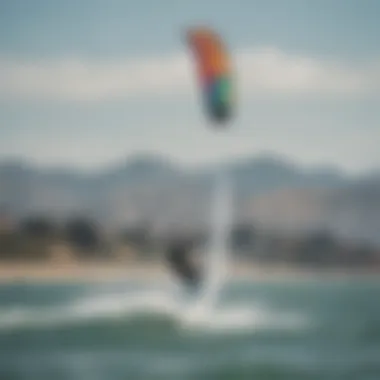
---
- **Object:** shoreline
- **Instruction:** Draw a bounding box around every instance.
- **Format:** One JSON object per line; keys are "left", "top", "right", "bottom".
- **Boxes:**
{"left": 0, "top": 260, "right": 378, "bottom": 283}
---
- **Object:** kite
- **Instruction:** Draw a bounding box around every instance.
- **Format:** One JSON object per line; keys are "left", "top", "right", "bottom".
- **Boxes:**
{"left": 186, "top": 27, "right": 234, "bottom": 125}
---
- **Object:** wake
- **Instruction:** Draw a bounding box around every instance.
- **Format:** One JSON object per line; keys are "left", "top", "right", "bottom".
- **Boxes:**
{"left": 0, "top": 285, "right": 310, "bottom": 334}
{"left": 196, "top": 167, "right": 233, "bottom": 311}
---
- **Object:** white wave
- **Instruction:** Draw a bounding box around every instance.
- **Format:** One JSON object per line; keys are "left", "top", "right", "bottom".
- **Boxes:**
{"left": 0, "top": 289, "right": 178, "bottom": 331}
{"left": 178, "top": 299, "right": 310, "bottom": 333}
{"left": 0, "top": 287, "right": 311, "bottom": 334}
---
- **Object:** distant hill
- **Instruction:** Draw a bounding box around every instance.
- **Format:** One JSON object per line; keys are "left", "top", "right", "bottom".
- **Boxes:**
{"left": 0, "top": 154, "right": 379, "bottom": 246}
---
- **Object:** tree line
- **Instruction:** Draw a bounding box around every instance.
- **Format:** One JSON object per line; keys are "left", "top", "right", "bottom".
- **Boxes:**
{"left": 0, "top": 215, "right": 379, "bottom": 269}
{"left": 0, "top": 216, "right": 107, "bottom": 261}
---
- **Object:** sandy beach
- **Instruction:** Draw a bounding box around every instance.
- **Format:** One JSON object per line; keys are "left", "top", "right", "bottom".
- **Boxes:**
{"left": 0, "top": 259, "right": 378, "bottom": 283}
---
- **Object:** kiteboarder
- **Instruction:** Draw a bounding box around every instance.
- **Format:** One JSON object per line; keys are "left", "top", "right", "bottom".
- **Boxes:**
{"left": 165, "top": 238, "right": 201, "bottom": 288}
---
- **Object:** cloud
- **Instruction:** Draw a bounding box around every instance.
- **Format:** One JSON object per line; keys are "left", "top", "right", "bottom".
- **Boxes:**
{"left": 0, "top": 47, "right": 379, "bottom": 102}
{"left": 238, "top": 48, "right": 380, "bottom": 97}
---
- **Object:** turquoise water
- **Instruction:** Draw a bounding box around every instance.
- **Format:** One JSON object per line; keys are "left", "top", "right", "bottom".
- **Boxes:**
{"left": 0, "top": 277, "right": 379, "bottom": 379}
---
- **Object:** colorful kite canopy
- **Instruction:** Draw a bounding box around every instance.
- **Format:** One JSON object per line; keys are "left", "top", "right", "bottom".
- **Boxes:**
{"left": 185, "top": 27, "right": 234, "bottom": 125}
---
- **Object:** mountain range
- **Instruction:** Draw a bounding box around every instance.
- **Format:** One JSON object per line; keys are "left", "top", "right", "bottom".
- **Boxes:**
{"left": 0, "top": 154, "right": 379, "bottom": 246}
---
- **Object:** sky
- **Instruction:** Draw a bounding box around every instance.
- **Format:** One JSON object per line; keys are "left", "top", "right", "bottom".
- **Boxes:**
{"left": 0, "top": 0, "right": 379, "bottom": 174}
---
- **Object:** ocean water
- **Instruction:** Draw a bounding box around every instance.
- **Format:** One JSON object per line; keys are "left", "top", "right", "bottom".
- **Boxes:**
{"left": 0, "top": 276, "right": 379, "bottom": 380}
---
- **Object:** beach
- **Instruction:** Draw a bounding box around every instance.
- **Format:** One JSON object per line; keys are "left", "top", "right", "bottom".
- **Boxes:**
{"left": 0, "top": 259, "right": 378, "bottom": 283}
